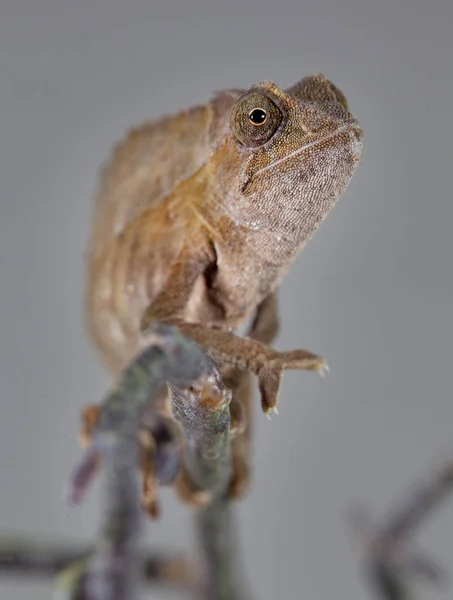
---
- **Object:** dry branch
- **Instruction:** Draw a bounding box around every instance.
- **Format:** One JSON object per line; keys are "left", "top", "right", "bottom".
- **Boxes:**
{"left": 350, "top": 454, "right": 453, "bottom": 599}
{"left": 0, "top": 537, "right": 195, "bottom": 589}
{"left": 65, "top": 322, "right": 248, "bottom": 600}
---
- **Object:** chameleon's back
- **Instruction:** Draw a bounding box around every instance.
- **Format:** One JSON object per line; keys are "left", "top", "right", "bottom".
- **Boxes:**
{"left": 91, "top": 105, "right": 215, "bottom": 252}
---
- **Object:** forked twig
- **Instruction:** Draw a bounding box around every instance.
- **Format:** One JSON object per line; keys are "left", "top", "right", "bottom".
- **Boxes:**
{"left": 0, "top": 537, "right": 195, "bottom": 589}
{"left": 349, "top": 455, "right": 453, "bottom": 599}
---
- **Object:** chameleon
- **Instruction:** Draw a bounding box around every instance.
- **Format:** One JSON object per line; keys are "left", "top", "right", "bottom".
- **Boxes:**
{"left": 84, "top": 73, "right": 363, "bottom": 506}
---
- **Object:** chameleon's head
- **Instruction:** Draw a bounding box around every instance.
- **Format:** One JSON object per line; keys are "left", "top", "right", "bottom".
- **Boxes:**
{"left": 219, "top": 74, "right": 363, "bottom": 254}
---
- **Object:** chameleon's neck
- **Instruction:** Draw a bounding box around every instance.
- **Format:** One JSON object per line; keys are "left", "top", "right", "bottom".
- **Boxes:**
{"left": 203, "top": 212, "right": 304, "bottom": 323}
{"left": 203, "top": 166, "right": 329, "bottom": 278}
{"left": 209, "top": 199, "right": 314, "bottom": 279}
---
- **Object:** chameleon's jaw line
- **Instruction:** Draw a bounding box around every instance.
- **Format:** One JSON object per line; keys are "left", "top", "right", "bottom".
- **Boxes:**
{"left": 252, "top": 122, "right": 362, "bottom": 179}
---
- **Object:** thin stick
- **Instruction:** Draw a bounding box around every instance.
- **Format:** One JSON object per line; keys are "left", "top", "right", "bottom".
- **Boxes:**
{"left": 0, "top": 537, "right": 195, "bottom": 588}
{"left": 196, "top": 499, "right": 247, "bottom": 600}
{"left": 350, "top": 454, "right": 453, "bottom": 599}
{"left": 168, "top": 357, "right": 249, "bottom": 600}
{"left": 67, "top": 323, "right": 220, "bottom": 600}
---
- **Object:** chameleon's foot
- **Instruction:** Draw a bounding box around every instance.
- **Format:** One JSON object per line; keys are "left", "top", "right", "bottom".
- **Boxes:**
{"left": 137, "top": 428, "right": 160, "bottom": 519}
{"left": 229, "top": 396, "right": 247, "bottom": 438}
{"left": 79, "top": 404, "right": 101, "bottom": 448}
{"left": 79, "top": 404, "right": 162, "bottom": 518}
{"left": 258, "top": 349, "right": 327, "bottom": 415}
{"left": 228, "top": 449, "right": 251, "bottom": 500}
{"left": 174, "top": 467, "right": 212, "bottom": 508}
{"left": 277, "top": 348, "right": 327, "bottom": 373}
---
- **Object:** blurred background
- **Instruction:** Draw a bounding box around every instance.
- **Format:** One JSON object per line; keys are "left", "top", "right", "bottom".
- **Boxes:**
{"left": 1, "top": 1, "right": 452, "bottom": 599}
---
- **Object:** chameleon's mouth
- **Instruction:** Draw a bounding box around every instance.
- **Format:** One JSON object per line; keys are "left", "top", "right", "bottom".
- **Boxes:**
{"left": 253, "top": 121, "right": 363, "bottom": 178}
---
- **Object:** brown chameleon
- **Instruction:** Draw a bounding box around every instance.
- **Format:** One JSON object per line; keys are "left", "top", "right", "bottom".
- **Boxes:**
{"left": 85, "top": 73, "right": 363, "bottom": 506}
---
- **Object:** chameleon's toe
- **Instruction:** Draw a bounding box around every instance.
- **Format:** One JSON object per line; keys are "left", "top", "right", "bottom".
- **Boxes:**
{"left": 315, "top": 360, "right": 330, "bottom": 378}
{"left": 142, "top": 472, "right": 160, "bottom": 519}
{"left": 79, "top": 404, "right": 101, "bottom": 448}
{"left": 229, "top": 396, "right": 247, "bottom": 437}
{"left": 279, "top": 348, "right": 327, "bottom": 372}
{"left": 137, "top": 428, "right": 161, "bottom": 519}
{"left": 228, "top": 451, "right": 251, "bottom": 500}
{"left": 174, "top": 468, "right": 212, "bottom": 508}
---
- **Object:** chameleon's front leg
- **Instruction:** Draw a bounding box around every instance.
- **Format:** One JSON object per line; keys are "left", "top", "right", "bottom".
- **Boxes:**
{"left": 144, "top": 293, "right": 327, "bottom": 503}
{"left": 141, "top": 283, "right": 326, "bottom": 417}
{"left": 140, "top": 238, "right": 326, "bottom": 414}
{"left": 223, "top": 292, "right": 327, "bottom": 499}
{"left": 157, "top": 318, "right": 326, "bottom": 414}
{"left": 141, "top": 273, "right": 326, "bottom": 505}
{"left": 222, "top": 292, "right": 280, "bottom": 433}
{"left": 249, "top": 290, "right": 280, "bottom": 345}
{"left": 224, "top": 292, "right": 281, "bottom": 499}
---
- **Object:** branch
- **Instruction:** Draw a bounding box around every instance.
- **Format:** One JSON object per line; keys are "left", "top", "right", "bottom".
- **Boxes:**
{"left": 168, "top": 361, "right": 249, "bottom": 600}
{"left": 168, "top": 357, "right": 232, "bottom": 503}
{"left": 349, "top": 454, "right": 453, "bottom": 599}
{"left": 0, "top": 537, "right": 196, "bottom": 588}
{"left": 66, "top": 322, "right": 221, "bottom": 600}
{"left": 196, "top": 499, "right": 248, "bottom": 600}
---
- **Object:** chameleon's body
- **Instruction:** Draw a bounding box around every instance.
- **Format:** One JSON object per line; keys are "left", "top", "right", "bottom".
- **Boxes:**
{"left": 85, "top": 74, "right": 363, "bottom": 501}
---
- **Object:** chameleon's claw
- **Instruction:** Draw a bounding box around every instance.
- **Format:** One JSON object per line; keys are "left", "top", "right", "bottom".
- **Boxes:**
{"left": 174, "top": 468, "right": 212, "bottom": 508}
{"left": 265, "top": 406, "right": 279, "bottom": 420}
{"left": 316, "top": 361, "right": 330, "bottom": 378}
{"left": 264, "top": 406, "right": 280, "bottom": 421}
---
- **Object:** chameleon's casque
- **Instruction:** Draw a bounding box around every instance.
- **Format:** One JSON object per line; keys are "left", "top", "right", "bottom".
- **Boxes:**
{"left": 85, "top": 73, "right": 363, "bottom": 500}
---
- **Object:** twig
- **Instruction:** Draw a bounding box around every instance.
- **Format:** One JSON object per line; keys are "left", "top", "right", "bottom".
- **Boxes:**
{"left": 67, "top": 322, "right": 222, "bottom": 600}
{"left": 0, "top": 537, "right": 195, "bottom": 588}
{"left": 168, "top": 357, "right": 232, "bottom": 503}
{"left": 196, "top": 499, "right": 248, "bottom": 600}
{"left": 0, "top": 538, "right": 88, "bottom": 577}
{"left": 168, "top": 360, "right": 249, "bottom": 600}
{"left": 349, "top": 455, "right": 453, "bottom": 599}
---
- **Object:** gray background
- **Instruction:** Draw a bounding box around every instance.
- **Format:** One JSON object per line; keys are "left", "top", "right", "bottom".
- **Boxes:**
{"left": 1, "top": 1, "right": 452, "bottom": 599}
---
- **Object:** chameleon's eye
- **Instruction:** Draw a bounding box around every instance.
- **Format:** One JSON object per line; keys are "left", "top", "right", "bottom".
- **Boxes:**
{"left": 231, "top": 90, "right": 283, "bottom": 147}
{"left": 249, "top": 108, "right": 267, "bottom": 125}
